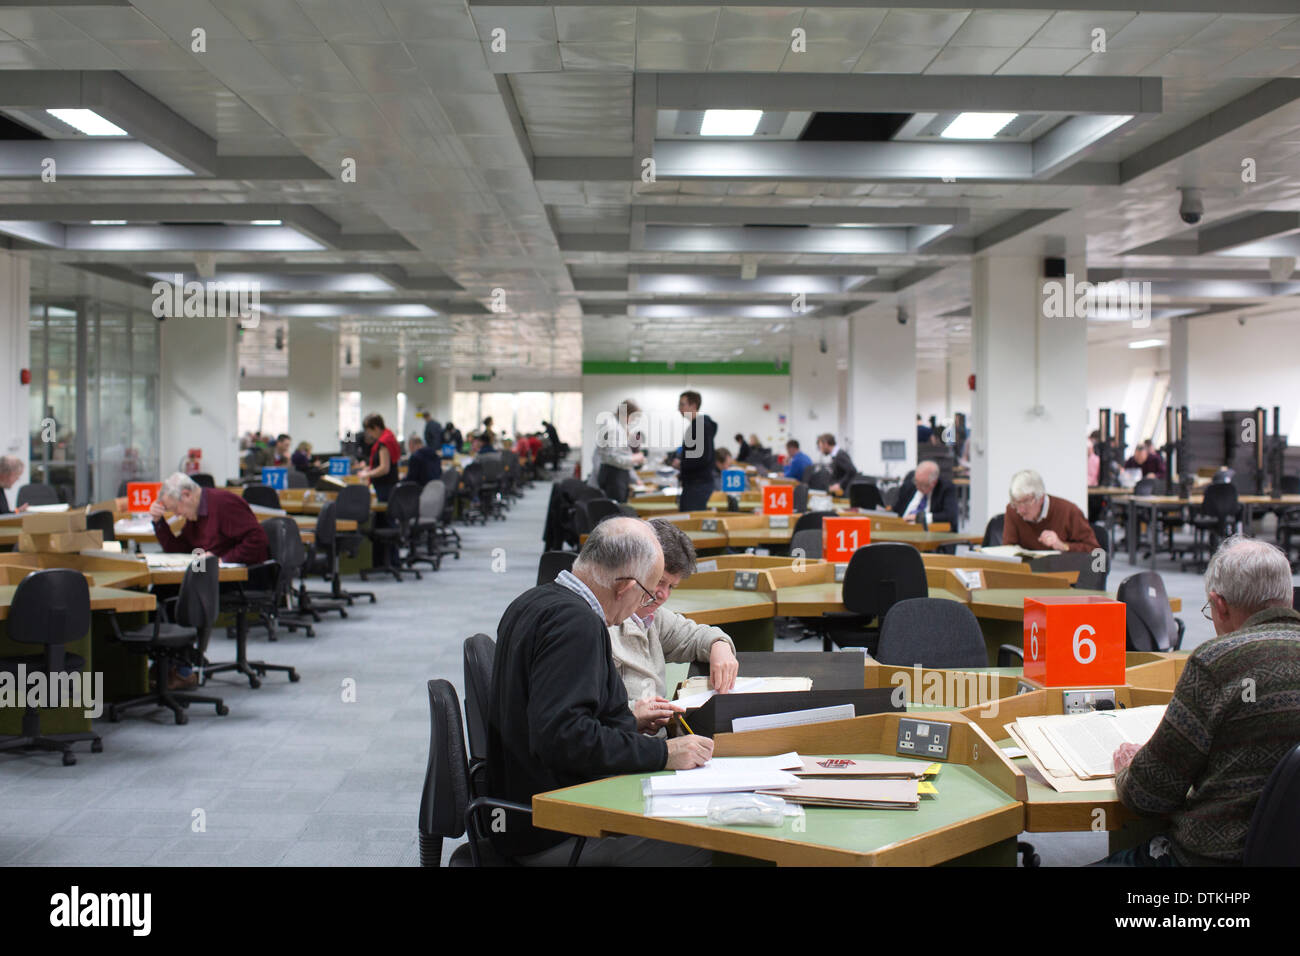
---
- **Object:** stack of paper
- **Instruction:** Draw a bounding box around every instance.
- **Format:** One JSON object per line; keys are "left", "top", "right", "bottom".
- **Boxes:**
{"left": 246, "top": 503, "right": 287, "bottom": 516}
{"left": 143, "top": 553, "right": 195, "bottom": 568}
{"left": 1006, "top": 705, "right": 1166, "bottom": 793}
{"left": 642, "top": 752, "right": 803, "bottom": 818}
{"left": 114, "top": 518, "right": 156, "bottom": 535}
{"left": 24, "top": 503, "right": 70, "bottom": 513}
{"left": 757, "top": 778, "right": 921, "bottom": 810}
{"left": 976, "top": 545, "right": 1058, "bottom": 559}
{"left": 673, "top": 675, "right": 812, "bottom": 709}
{"left": 794, "top": 756, "right": 935, "bottom": 779}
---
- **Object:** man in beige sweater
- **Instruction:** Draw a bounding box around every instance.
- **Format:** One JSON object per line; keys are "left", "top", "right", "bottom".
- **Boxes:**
{"left": 610, "top": 518, "right": 740, "bottom": 734}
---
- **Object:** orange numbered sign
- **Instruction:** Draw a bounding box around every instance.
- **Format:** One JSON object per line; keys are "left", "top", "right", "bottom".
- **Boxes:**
{"left": 126, "top": 481, "right": 162, "bottom": 513}
{"left": 762, "top": 485, "right": 793, "bottom": 515}
{"left": 1022, "top": 595, "right": 1126, "bottom": 687}
{"left": 822, "top": 516, "right": 871, "bottom": 563}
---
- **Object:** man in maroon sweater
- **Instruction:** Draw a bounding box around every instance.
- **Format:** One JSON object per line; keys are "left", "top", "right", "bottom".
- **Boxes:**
{"left": 150, "top": 472, "right": 269, "bottom": 564}
{"left": 1003, "top": 469, "right": 1098, "bottom": 553}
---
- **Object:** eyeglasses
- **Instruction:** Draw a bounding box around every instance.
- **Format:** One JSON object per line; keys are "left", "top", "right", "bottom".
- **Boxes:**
{"left": 1201, "top": 600, "right": 1214, "bottom": 622}
{"left": 617, "top": 577, "right": 659, "bottom": 608}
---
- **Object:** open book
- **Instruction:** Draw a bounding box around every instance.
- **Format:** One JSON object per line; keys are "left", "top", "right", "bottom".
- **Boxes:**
{"left": 977, "top": 545, "right": 1059, "bottom": 559}
{"left": 1012, "top": 705, "right": 1166, "bottom": 783}
{"left": 674, "top": 675, "right": 812, "bottom": 709}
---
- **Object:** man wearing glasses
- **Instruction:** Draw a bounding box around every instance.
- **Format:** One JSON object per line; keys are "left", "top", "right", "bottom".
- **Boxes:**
{"left": 610, "top": 519, "right": 740, "bottom": 735}
{"left": 487, "top": 516, "right": 714, "bottom": 866}
{"left": 1100, "top": 535, "right": 1300, "bottom": 866}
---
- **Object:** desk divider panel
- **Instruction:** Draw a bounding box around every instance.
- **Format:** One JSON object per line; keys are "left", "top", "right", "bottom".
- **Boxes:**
{"left": 1123, "top": 658, "right": 1188, "bottom": 691}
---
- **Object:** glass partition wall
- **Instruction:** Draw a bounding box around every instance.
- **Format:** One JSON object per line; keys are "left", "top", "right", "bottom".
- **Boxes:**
{"left": 28, "top": 297, "right": 160, "bottom": 503}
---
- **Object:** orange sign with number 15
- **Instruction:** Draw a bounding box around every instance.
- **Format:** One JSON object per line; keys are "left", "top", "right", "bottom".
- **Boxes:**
{"left": 126, "top": 482, "right": 162, "bottom": 513}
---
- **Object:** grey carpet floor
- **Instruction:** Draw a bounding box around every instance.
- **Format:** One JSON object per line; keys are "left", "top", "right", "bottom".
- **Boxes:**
{"left": 1, "top": 484, "right": 1289, "bottom": 866}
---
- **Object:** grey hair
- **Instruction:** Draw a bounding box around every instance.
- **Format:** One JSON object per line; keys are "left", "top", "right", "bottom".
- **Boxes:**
{"left": 1009, "top": 469, "right": 1045, "bottom": 502}
{"left": 159, "top": 472, "right": 199, "bottom": 502}
{"left": 0, "top": 455, "right": 22, "bottom": 478}
{"left": 915, "top": 460, "right": 940, "bottom": 481}
{"left": 649, "top": 518, "right": 697, "bottom": 578}
{"left": 1205, "top": 535, "right": 1293, "bottom": 614}
{"left": 573, "top": 516, "right": 661, "bottom": 590}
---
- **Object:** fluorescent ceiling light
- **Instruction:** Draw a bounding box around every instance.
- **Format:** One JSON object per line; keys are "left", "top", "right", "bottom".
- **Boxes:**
{"left": 731, "top": 347, "right": 745, "bottom": 355}
{"left": 940, "top": 112, "right": 1017, "bottom": 140}
{"left": 1128, "top": 339, "right": 1166, "bottom": 350}
{"left": 249, "top": 220, "right": 282, "bottom": 226}
{"left": 89, "top": 220, "right": 126, "bottom": 225}
{"left": 46, "top": 108, "right": 128, "bottom": 137}
{"left": 700, "top": 110, "right": 762, "bottom": 137}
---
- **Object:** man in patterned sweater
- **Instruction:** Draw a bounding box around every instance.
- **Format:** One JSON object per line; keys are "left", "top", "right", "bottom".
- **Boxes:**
{"left": 1104, "top": 535, "right": 1300, "bottom": 865}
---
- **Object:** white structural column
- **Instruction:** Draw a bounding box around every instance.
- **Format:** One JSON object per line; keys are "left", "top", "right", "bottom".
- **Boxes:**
{"left": 788, "top": 320, "right": 841, "bottom": 449}
{"left": 431, "top": 369, "right": 455, "bottom": 425}
{"left": 160, "top": 315, "right": 240, "bottom": 482}
{"left": 845, "top": 306, "right": 917, "bottom": 479}
{"left": 288, "top": 323, "right": 340, "bottom": 450}
{"left": 970, "top": 254, "right": 1088, "bottom": 535}
{"left": 358, "top": 350, "right": 400, "bottom": 434}
{"left": 1168, "top": 316, "right": 1189, "bottom": 411}
{"left": 0, "top": 251, "right": 30, "bottom": 483}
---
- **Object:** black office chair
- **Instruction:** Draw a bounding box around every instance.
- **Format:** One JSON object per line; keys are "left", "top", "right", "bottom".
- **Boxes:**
{"left": 419, "top": 679, "right": 578, "bottom": 867}
{"left": 191, "top": 473, "right": 215, "bottom": 489}
{"left": 301, "top": 501, "right": 369, "bottom": 608}
{"left": 477, "top": 455, "right": 508, "bottom": 520}
{"left": 440, "top": 468, "right": 464, "bottom": 537}
{"left": 409, "top": 481, "right": 452, "bottom": 570}
{"left": 848, "top": 481, "right": 884, "bottom": 510}
{"left": 85, "top": 509, "right": 116, "bottom": 542}
{"left": 15, "top": 484, "right": 58, "bottom": 508}
{"left": 537, "top": 550, "right": 577, "bottom": 585}
{"left": 1031, "top": 552, "right": 1107, "bottom": 592}
{"left": 242, "top": 484, "right": 281, "bottom": 510}
{"left": 457, "top": 463, "right": 488, "bottom": 525}
{"left": 334, "top": 485, "right": 379, "bottom": 600}
{"left": 982, "top": 514, "right": 1004, "bottom": 547}
{"left": 1116, "top": 572, "right": 1184, "bottom": 652}
{"left": 367, "top": 482, "right": 424, "bottom": 581}
{"left": 1134, "top": 477, "right": 1157, "bottom": 496}
{"left": 107, "top": 554, "right": 228, "bottom": 725}
{"left": 584, "top": 498, "right": 623, "bottom": 528}
{"left": 791, "top": 482, "right": 809, "bottom": 514}
{"left": 286, "top": 469, "right": 309, "bottom": 489}
{"left": 876, "top": 599, "right": 987, "bottom": 669}
{"left": 788, "top": 529, "right": 822, "bottom": 560}
{"left": 462, "top": 634, "right": 495, "bottom": 765}
{"left": 1245, "top": 743, "right": 1300, "bottom": 866}
{"left": 821, "top": 542, "right": 928, "bottom": 653}
{"left": 0, "top": 569, "right": 101, "bottom": 765}
{"left": 791, "top": 511, "right": 825, "bottom": 536}
{"left": 1183, "top": 483, "right": 1240, "bottom": 572}
{"left": 208, "top": 519, "right": 304, "bottom": 688}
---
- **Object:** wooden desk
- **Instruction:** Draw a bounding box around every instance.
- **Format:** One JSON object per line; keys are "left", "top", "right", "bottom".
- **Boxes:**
{"left": 958, "top": 686, "right": 1174, "bottom": 844}
{"left": 532, "top": 713, "right": 1023, "bottom": 866}
{"left": 109, "top": 513, "right": 354, "bottom": 547}
{"left": 1114, "top": 492, "right": 1300, "bottom": 569}
{"left": 0, "top": 552, "right": 247, "bottom": 590}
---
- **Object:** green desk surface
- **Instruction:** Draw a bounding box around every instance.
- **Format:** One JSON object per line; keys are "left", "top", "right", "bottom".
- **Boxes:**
{"left": 662, "top": 588, "right": 773, "bottom": 626}
{"left": 773, "top": 582, "right": 964, "bottom": 616}
{"left": 537, "top": 753, "right": 1020, "bottom": 865}
{"left": 971, "top": 587, "right": 1107, "bottom": 608}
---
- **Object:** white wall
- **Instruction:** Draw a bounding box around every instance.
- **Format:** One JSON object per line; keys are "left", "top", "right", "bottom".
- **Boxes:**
{"left": 581, "top": 373, "right": 791, "bottom": 478}
{"left": 160, "top": 316, "right": 240, "bottom": 483}
{"left": 847, "top": 307, "right": 917, "bottom": 477}
{"left": 789, "top": 321, "right": 840, "bottom": 451}
{"left": 1187, "top": 309, "right": 1300, "bottom": 443}
{"left": 1086, "top": 341, "right": 1165, "bottom": 448}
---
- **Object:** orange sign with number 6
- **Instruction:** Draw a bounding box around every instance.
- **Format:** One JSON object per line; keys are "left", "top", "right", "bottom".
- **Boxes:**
{"left": 1022, "top": 595, "right": 1126, "bottom": 687}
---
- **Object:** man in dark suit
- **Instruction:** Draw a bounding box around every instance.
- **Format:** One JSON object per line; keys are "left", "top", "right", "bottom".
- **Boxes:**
{"left": 892, "top": 460, "right": 958, "bottom": 528}
{"left": 815, "top": 433, "right": 856, "bottom": 496}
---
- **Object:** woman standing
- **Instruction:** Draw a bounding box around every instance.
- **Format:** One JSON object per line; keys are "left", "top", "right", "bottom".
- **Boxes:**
{"left": 357, "top": 414, "right": 401, "bottom": 565}
{"left": 594, "top": 399, "right": 645, "bottom": 503}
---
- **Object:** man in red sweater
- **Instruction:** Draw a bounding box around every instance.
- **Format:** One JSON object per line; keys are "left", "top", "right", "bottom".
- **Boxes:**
{"left": 150, "top": 472, "right": 270, "bottom": 564}
{"left": 1003, "top": 469, "right": 1098, "bottom": 553}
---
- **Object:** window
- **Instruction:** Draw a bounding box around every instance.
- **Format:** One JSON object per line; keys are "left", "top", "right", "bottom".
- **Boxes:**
{"left": 339, "top": 391, "right": 361, "bottom": 440}
{"left": 237, "top": 390, "right": 288, "bottom": 439}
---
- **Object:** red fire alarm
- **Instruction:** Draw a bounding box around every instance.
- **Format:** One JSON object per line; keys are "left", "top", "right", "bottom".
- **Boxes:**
{"left": 20, "top": 368, "right": 30, "bottom": 385}
{"left": 967, "top": 374, "right": 976, "bottom": 391}
{"left": 763, "top": 403, "right": 770, "bottom": 411}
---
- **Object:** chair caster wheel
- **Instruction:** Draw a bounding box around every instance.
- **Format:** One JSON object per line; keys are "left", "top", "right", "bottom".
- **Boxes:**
{"left": 368, "top": 595, "right": 377, "bottom": 603}
{"left": 339, "top": 610, "right": 348, "bottom": 618}
{"left": 91, "top": 740, "right": 103, "bottom": 753}
{"left": 306, "top": 627, "right": 316, "bottom": 637}
{"left": 248, "top": 677, "right": 262, "bottom": 690}
{"left": 216, "top": 704, "right": 229, "bottom": 716}
{"left": 175, "top": 711, "right": 188, "bottom": 725}
{"left": 289, "top": 671, "right": 300, "bottom": 683}
{"left": 63, "top": 752, "right": 76, "bottom": 766}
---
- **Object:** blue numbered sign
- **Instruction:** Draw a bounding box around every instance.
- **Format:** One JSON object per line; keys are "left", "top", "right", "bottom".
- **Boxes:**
{"left": 721, "top": 468, "right": 746, "bottom": 493}
{"left": 261, "top": 467, "right": 288, "bottom": 490}
{"left": 328, "top": 456, "right": 351, "bottom": 476}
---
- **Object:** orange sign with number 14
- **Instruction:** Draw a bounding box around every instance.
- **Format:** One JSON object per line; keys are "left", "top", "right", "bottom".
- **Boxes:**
{"left": 762, "top": 485, "right": 793, "bottom": 515}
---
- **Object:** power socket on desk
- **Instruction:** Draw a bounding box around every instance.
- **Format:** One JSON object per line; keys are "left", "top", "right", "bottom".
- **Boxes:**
{"left": 833, "top": 563, "right": 848, "bottom": 582}
{"left": 897, "top": 718, "right": 950, "bottom": 760}
{"left": 701, "top": 518, "right": 718, "bottom": 531}
{"left": 733, "top": 570, "right": 758, "bottom": 591}
{"left": 1062, "top": 689, "right": 1116, "bottom": 714}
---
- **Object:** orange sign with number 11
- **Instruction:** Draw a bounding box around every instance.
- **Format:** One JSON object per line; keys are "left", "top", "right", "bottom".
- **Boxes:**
{"left": 822, "top": 516, "right": 871, "bottom": 562}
